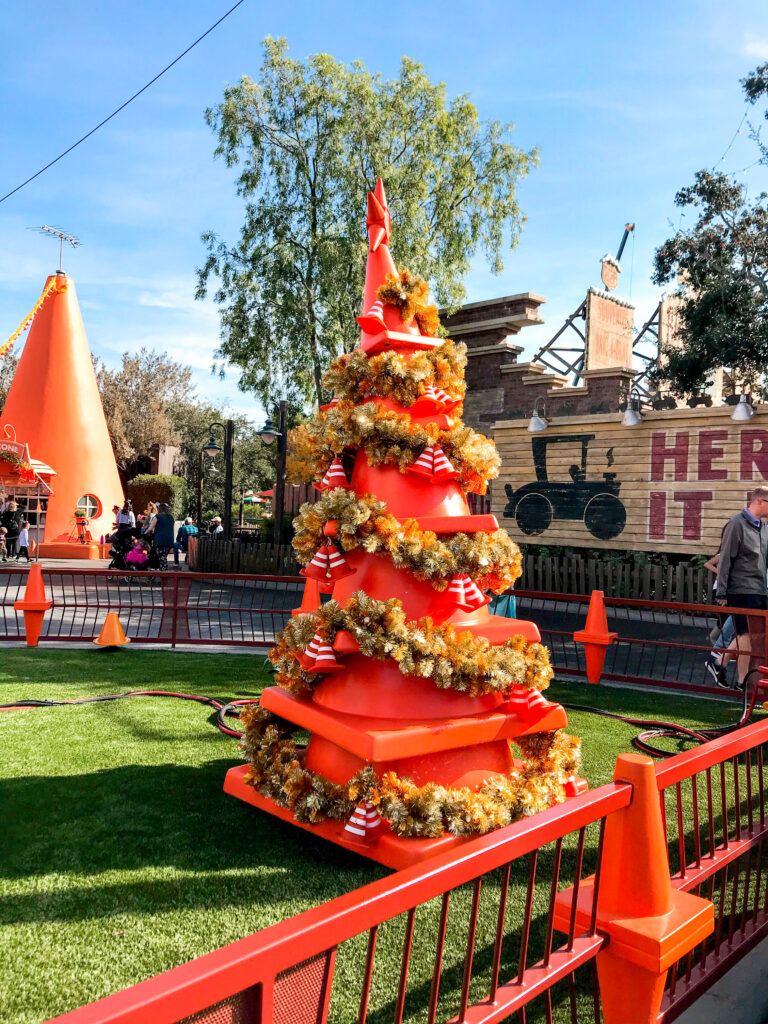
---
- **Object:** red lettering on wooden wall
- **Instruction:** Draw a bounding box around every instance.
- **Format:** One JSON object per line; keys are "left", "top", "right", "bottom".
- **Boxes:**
{"left": 740, "top": 430, "right": 768, "bottom": 480}
{"left": 673, "top": 491, "right": 713, "bottom": 540}
{"left": 697, "top": 430, "right": 728, "bottom": 481}
{"left": 651, "top": 432, "right": 689, "bottom": 481}
{"left": 649, "top": 491, "right": 666, "bottom": 540}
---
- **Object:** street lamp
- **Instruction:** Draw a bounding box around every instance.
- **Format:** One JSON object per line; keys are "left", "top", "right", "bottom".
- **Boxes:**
{"left": 258, "top": 401, "right": 287, "bottom": 550}
{"left": 200, "top": 420, "right": 234, "bottom": 539}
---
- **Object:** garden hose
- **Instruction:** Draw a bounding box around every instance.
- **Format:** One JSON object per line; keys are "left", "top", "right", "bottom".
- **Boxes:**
{"left": 0, "top": 689, "right": 257, "bottom": 739}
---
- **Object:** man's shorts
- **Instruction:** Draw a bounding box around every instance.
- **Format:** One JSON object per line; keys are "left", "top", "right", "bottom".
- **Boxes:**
{"left": 725, "top": 593, "right": 768, "bottom": 635}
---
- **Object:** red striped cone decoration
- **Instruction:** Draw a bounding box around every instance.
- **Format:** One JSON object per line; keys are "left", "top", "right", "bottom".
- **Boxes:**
{"left": 343, "top": 800, "right": 384, "bottom": 844}
{"left": 446, "top": 573, "right": 490, "bottom": 612}
{"left": 301, "top": 543, "right": 356, "bottom": 590}
{"left": 415, "top": 384, "right": 460, "bottom": 412}
{"left": 320, "top": 397, "right": 339, "bottom": 411}
{"left": 408, "top": 444, "right": 459, "bottom": 481}
{"left": 356, "top": 299, "right": 387, "bottom": 334}
{"left": 297, "top": 630, "right": 323, "bottom": 669}
{"left": 505, "top": 685, "right": 553, "bottom": 721}
{"left": 305, "top": 639, "right": 345, "bottom": 674}
{"left": 315, "top": 456, "right": 351, "bottom": 492}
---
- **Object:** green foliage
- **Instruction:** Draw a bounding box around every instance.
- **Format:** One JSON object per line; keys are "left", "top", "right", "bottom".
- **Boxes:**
{"left": 651, "top": 65, "right": 768, "bottom": 397}
{"left": 126, "top": 474, "right": 189, "bottom": 519}
{"left": 0, "top": 352, "right": 18, "bottom": 414}
{"left": 168, "top": 401, "right": 275, "bottom": 520}
{"left": 196, "top": 37, "right": 537, "bottom": 409}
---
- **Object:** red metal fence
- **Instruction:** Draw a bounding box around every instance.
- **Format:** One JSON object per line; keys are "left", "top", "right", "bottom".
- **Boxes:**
{"left": 0, "top": 568, "right": 304, "bottom": 647}
{"left": 0, "top": 569, "right": 764, "bottom": 698}
{"left": 44, "top": 719, "right": 768, "bottom": 1024}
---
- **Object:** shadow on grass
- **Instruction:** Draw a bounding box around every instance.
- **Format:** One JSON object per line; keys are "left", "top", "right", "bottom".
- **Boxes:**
{"left": 1, "top": 758, "right": 384, "bottom": 925}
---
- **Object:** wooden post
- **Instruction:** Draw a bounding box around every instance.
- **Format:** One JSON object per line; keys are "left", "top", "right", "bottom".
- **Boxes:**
{"left": 273, "top": 400, "right": 288, "bottom": 552}
{"left": 223, "top": 419, "right": 235, "bottom": 541}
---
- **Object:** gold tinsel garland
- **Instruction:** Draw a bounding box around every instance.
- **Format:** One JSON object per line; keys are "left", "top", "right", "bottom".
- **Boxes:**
{"left": 269, "top": 591, "right": 553, "bottom": 698}
{"left": 287, "top": 400, "right": 500, "bottom": 495}
{"left": 241, "top": 704, "right": 581, "bottom": 838}
{"left": 376, "top": 268, "right": 441, "bottom": 337}
{"left": 322, "top": 340, "right": 467, "bottom": 408}
{"left": 293, "top": 489, "right": 521, "bottom": 593}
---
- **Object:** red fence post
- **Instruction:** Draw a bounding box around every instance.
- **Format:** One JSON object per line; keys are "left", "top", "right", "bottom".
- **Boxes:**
{"left": 554, "top": 754, "right": 714, "bottom": 1024}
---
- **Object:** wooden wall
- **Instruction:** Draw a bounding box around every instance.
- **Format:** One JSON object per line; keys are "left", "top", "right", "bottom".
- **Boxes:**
{"left": 493, "top": 404, "right": 768, "bottom": 555}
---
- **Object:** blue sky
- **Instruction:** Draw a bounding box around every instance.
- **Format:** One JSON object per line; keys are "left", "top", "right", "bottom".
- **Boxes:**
{"left": 2, "top": 0, "right": 768, "bottom": 422}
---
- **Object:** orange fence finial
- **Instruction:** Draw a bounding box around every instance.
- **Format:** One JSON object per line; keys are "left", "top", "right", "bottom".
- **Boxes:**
{"left": 13, "top": 564, "right": 52, "bottom": 646}
{"left": 573, "top": 590, "right": 618, "bottom": 683}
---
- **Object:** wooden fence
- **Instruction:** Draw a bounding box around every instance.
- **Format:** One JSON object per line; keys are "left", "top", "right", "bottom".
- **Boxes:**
{"left": 519, "top": 553, "right": 712, "bottom": 602}
{"left": 188, "top": 536, "right": 300, "bottom": 576}
{"left": 189, "top": 538, "right": 711, "bottom": 603}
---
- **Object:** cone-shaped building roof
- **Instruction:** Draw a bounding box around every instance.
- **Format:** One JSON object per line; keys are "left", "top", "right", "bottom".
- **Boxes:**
{"left": 0, "top": 273, "right": 123, "bottom": 542}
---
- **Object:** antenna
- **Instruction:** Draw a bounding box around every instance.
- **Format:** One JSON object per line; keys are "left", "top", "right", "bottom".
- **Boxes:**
{"left": 34, "top": 225, "right": 81, "bottom": 273}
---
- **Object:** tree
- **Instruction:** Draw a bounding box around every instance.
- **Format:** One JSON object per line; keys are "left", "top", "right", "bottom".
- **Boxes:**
{"left": 168, "top": 399, "right": 275, "bottom": 519}
{"left": 0, "top": 353, "right": 19, "bottom": 414}
{"left": 96, "top": 349, "right": 193, "bottom": 467}
{"left": 652, "top": 67, "right": 768, "bottom": 397}
{"left": 196, "top": 38, "right": 537, "bottom": 409}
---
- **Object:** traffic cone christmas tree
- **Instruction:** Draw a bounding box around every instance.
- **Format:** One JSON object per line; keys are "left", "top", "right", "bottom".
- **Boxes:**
{"left": 226, "top": 181, "right": 581, "bottom": 869}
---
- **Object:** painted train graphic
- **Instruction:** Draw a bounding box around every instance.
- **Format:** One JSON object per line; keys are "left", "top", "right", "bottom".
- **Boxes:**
{"left": 503, "top": 433, "right": 626, "bottom": 541}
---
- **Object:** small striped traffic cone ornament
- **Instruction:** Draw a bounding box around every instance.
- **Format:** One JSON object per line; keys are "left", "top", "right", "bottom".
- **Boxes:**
{"left": 356, "top": 299, "right": 387, "bottom": 334}
{"left": 343, "top": 800, "right": 384, "bottom": 844}
{"left": 505, "top": 685, "right": 553, "bottom": 722}
{"left": 305, "top": 637, "right": 345, "bottom": 674}
{"left": 320, "top": 397, "right": 339, "bottom": 411}
{"left": 408, "top": 444, "right": 459, "bottom": 482}
{"left": 415, "top": 384, "right": 461, "bottom": 413}
{"left": 447, "top": 573, "right": 490, "bottom": 612}
{"left": 298, "top": 630, "right": 323, "bottom": 669}
{"left": 301, "top": 543, "right": 355, "bottom": 592}
{"left": 315, "top": 456, "right": 351, "bottom": 492}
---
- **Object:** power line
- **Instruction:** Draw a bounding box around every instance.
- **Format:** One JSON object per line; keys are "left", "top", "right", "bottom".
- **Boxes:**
{"left": 711, "top": 112, "right": 747, "bottom": 170}
{"left": 0, "top": 0, "right": 248, "bottom": 206}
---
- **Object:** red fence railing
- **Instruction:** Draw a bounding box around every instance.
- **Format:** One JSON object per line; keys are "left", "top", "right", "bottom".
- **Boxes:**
{"left": 1, "top": 569, "right": 765, "bottom": 697}
{"left": 655, "top": 720, "right": 768, "bottom": 1021}
{"left": 42, "top": 719, "right": 768, "bottom": 1024}
{"left": 0, "top": 569, "right": 304, "bottom": 647}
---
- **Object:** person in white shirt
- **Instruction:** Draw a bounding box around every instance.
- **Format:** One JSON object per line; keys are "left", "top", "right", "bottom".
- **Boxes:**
{"left": 16, "top": 521, "right": 30, "bottom": 562}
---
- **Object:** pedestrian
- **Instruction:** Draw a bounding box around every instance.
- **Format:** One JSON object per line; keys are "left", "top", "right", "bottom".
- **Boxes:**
{"left": 173, "top": 516, "right": 198, "bottom": 565}
{"left": 0, "top": 493, "right": 12, "bottom": 514}
{"left": 141, "top": 502, "right": 158, "bottom": 535}
{"left": 715, "top": 486, "right": 768, "bottom": 688}
{"left": 16, "top": 520, "right": 30, "bottom": 562}
{"left": 1, "top": 501, "right": 22, "bottom": 558}
{"left": 143, "top": 502, "right": 175, "bottom": 570}
{"left": 210, "top": 516, "right": 223, "bottom": 536}
{"left": 0, "top": 527, "right": 7, "bottom": 561}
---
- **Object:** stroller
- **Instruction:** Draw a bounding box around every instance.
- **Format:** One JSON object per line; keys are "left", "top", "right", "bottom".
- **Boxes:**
{"left": 108, "top": 529, "right": 160, "bottom": 574}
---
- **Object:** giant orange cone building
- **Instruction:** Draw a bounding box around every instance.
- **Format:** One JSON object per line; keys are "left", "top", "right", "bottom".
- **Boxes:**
{"left": 225, "top": 182, "right": 582, "bottom": 868}
{"left": 0, "top": 273, "right": 123, "bottom": 556}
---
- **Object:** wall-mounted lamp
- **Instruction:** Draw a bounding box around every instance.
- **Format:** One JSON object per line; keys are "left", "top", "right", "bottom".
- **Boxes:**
{"left": 527, "top": 398, "right": 548, "bottom": 433}
{"left": 621, "top": 389, "right": 643, "bottom": 427}
{"left": 731, "top": 394, "right": 755, "bottom": 421}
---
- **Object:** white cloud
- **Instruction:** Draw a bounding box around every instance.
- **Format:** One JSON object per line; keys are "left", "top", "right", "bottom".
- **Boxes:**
{"left": 743, "top": 36, "right": 768, "bottom": 59}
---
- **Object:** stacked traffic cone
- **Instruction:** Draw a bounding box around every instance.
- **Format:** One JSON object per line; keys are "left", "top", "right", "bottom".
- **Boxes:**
{"left": 225, "top": 179, "right": 579, "bottom": 870}
{"left": 13, "top": 564, "right": 52, "bottom": 646}
{"left": 93, "top": 612, "right": 130, "bottom": 648}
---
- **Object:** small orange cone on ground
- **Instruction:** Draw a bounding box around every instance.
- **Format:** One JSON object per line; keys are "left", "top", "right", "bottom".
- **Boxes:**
{"left": 94, "top": 612, "right": 130, "bottom": 647}
{"left": 13, "top": 563, "right": 53, "bottom": 646}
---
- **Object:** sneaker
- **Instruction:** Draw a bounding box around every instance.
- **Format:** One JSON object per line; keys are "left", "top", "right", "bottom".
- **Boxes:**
{"left": 706, "top": 657, "right": 725, "bottom": 685}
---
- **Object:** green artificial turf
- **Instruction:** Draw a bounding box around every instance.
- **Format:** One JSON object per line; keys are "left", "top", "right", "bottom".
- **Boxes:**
{"left": 0, "top": 650, "right": 750, "bottom": 1023}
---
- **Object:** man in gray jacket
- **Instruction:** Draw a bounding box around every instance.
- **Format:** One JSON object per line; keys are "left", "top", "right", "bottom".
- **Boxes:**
{"left": 716, "top": 485, "right": 768, "bottom": 686}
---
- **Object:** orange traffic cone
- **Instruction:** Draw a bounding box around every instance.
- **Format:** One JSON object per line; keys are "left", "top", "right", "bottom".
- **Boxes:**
{"left": 292, "top": 577, "right": 321, "bottom": 617}
{"left": 333, "top": 629, "right": 360, "bottom": 654}
{"left": 13, "top": 563, "right": 52, "bottom": 646}
{"left": 573, "top": 590, "right": 618, "bottom": 684}
{"left": 93, "top": 612, "right": 130, "bottom": 648}
{"left": 315, "top": 457, "right": 351, "bottom": 492}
